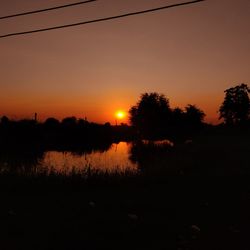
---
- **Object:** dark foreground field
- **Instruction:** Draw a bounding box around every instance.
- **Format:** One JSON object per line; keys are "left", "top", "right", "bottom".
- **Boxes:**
{"left": 0, "top": 129, "right": 250, "bottom": 250}
{"left": 1, "top": 177, "right": 250, "bottom": 250}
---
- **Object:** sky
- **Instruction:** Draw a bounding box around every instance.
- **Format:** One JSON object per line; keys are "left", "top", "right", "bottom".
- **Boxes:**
{"left": 0, "top": 0, "right": 249, "bottom": 124}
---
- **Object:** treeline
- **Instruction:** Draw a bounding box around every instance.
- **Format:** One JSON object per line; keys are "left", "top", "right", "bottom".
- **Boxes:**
{"left": 129, "top": 83, "right": 250, "bottom": 138}
{"left": 129, "top": 93, "right": 206, "bottom": 139}
{"left": 0, "top": 83, "right": 249, "bottom": 147}
{"left": 0, "top": 117, "right": 134, "bottom": 150}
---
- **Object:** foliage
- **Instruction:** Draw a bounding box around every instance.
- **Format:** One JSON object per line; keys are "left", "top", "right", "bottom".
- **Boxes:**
{"left": 62, "top": 116, "right": 77, "bottom": 127}
{"left": 44, "top": 117, "right": 60, "bottom": 128}
{"left": 1, "top": 116, "right": 9, "bottom": 125}
{"left": 185, "top": 104, "right": 205, "bottom": 129}
{"left": 129, "top": 92, "right": 171, "bottom": 137}
{"left": 129, "top": 92, "right": 205, "bottom": 137}
{"left": 219, "top": 83, "right": 250, "bottom": 125}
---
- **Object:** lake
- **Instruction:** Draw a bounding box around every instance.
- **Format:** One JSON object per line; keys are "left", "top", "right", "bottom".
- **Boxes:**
{"left": 40, "top": 142, "right": 138, "bottom": 174}
{"left": 0, "top": 140, "right": 174, "bottom": 175}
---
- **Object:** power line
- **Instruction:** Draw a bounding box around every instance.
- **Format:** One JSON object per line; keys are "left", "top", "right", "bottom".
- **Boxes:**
{"left": 0, "top": 0, "right": 97, "bottom": 20}
{"left": 0, "top": 0, "right": 205, "bottom": 39}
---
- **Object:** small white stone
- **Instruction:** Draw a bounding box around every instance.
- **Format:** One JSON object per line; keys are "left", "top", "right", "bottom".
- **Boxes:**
{"left": 8, "top": 210, "right": 16, "bottom": 216}
{"left": 185, "top": 139, "right": 193, "bottom": 144}
{"left": 89, "top": 201, "right": 95, "bottom": 207}
{"left": 128, "top": 213, "right": 138, "bottom": 220}
{"left": 191, "top": 225, "right": 201, "bottom": 232}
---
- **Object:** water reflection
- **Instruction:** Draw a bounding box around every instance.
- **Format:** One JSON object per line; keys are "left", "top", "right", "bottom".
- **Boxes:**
{"left": 142, "top": 139, "right": 174, "bottom": 147}
{"left": 0, "top": 140, "right": 174, "bottom": 175}
{"left": 40, "top": 142, "right": 137, "bottom": 174}
{"left": 129, "top": 140, "right": 174, "bottom": 172}
{"left": 0, "top": 148, "right": 44, "bottom": 174}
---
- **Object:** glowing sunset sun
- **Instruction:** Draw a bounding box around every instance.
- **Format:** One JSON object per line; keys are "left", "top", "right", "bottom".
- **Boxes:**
{"left": 115, "top": 111, "right": 126, "bottom": 119}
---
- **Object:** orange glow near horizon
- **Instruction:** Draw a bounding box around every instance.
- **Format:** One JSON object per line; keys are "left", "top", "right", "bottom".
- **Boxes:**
{"left": 0, "top": 93, "right": 226, "bottom": 125}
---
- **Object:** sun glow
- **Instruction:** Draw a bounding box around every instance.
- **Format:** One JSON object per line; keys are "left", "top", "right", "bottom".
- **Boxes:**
{"left": 115, "top": 110, "right": 126, "bottom": 120}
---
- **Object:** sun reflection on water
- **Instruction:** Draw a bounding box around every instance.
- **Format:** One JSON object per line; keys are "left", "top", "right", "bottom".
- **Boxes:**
{"left": 40, "top": 142, "right": 138, "bottom": 174}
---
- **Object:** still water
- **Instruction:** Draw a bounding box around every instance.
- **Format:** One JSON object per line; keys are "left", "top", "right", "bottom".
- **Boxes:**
{"left": 40, "top": 142, "right": 137, "bottom": 174}
{"left": 0, "top": 140, "right": 173, "bottom": 174}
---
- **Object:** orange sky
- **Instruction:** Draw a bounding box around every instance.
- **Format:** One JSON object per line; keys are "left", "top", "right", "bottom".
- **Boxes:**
{"left": 0, "top": 0, "right": 249, "bottom": 124}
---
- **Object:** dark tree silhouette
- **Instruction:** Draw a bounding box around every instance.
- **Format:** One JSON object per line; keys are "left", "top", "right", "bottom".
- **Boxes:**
{"left": 78, "top": 118, "right": 89, "bottom": 127}
{"left": 1, "top": 116, "right": 9, "bottom": 125}
{"left": 62, "top": 116, "right": 77, "bottom": 127}
{"left": 171, "top": 107, "right": 185, "bottom": 126}
{"left": 219, "top": 83, "right": 250, "bottom": 125}
{"left": 129, "top": 92, "right": 171, "bottom": 138}
{"left": 44, "top": 117, "right": 60, "bottom": 129}
{"left": 185, "top": 104, "right": 205, "bottom": 129}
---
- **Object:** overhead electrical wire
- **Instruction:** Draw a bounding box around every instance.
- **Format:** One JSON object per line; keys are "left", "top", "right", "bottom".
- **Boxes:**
{"left": 0, "top": 0, "right": 98, "bottom": 20}
{"left": 0, "top": 0, "right": 205, "bottom": 39}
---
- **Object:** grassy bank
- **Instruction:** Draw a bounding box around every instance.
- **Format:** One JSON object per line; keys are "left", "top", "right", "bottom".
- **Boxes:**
{"left": 0, "top": 176, "right": 249, "bottom": 250}
{"left": 0, "top": 129, "right": 249, "bottom": 250}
